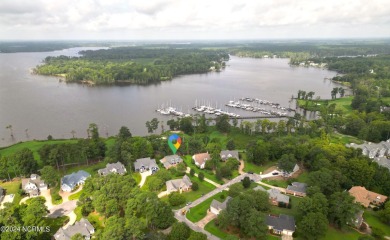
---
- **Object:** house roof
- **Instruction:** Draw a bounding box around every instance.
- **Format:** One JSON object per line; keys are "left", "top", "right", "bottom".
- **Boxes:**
{"left": 193, "top": 153, "right": 210, "bottom": 166}
{"left": 268, "top": 189, "right": 290, "bottom": 204}
{"left": 160, "top": 155, "right": 182, "bottom": 168}
{"left": 374, "top": 157, "right": 390, "bottom": 170}
{"left": 348, "top": 186, "right": 388, "bottom": 207}
{"left": 62, "top": 171, "right": 90, "bottom": 188}
{"left": 98, "top": 162, "right": 126, "bottom": 176}
{"left": 166, "top": 175, "right": 192, "bottom": 191}
{"left": 220, "top": 150, "right": 239, "bottom": 160}
{"left": 287, "top": 182, "right": 307, "bottom": 194}
{"left": 54, "top": 218, "right": 94, "bottom": 240}
{"left": 22, "top": 174, "right": 47, "bottom": 190}
{"left": 266, "top": 214, "right": 295, "bottom": 232}
{"left": 134, "top": 157, "right": 158, "bottom": 170}
{"left": 210, "top": 196, "right": 232, "bottom": 211}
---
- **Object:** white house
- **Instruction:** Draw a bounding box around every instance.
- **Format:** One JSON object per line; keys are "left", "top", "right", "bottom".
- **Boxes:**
{"left": 192, "top": 153, "right": 210, "bottom": 169}
{"left": 21, "top": 174, "right": 48, "bottom": 197}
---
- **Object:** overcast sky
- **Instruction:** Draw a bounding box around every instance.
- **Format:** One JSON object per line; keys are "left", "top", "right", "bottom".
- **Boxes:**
{"left": 0, "top": 0, "right": 389, "bottom": 40}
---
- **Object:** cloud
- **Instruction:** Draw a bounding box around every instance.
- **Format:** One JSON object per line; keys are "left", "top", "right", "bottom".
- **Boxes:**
{"left": 0, "top": 0, "right": 389, "bottom": 39}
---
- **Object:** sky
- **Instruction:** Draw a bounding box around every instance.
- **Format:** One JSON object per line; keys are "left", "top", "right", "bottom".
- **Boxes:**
{"left": 0, "top": 0, "right": 389, "bottom": 40}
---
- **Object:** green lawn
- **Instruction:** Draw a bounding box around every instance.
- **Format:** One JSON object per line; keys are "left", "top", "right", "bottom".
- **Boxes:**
{"left": 186, "top": 191, "right": 227, "bottom": 223}
{"left": 320, "top": 226, "right": 362, "bottom": 240}
{"left": 0, "top": 139, "right": 78, "bottom": 166}
{"left": 161, "top": 175, "right": 216, "bottom": 209}
{"left": 330, "top": 132, "right": 364, "bottom": 145}
{"left": 64, "top": 161, "right": 106, "bottom": 176}
{"left": 297, "top": 96, "right": 353, "bottom": 114}
{"left": 364, "top": 210, "right": 390, "bottom": 236}
{"left": 183, "top": 155, "right": 224, "bottom": 184}
{"left": 204, "top": 220, "right": 228, "bottom": 239}
{"left": 263, "top": 179, "right": 289, "bottom": 188}
{"left": 0, "top": 180, "right": 21, "bottom": 194}
{"left": 294, "top": 171, "right": 309, "bottom": 183}
{"left": 69, "top": 189, "right": 84, "bottom": 200}
{"left": 243, "top": 161, "right": 275, "bottom": 174}
{"left": 74, "top": 206, "right": 83, "bottom": 221}
{"left": 51, "top": 187, "right": 63, "bottom": 205}
{"left": 133, "top": 172, "right": 142, "bottom": 185}
{"left": 269, "top": 195, "right": 304, "bottom": 218}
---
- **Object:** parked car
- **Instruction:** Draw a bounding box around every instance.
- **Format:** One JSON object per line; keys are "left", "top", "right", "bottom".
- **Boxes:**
{"left": 272, "top": 172, "right": 279, "bottom": 175}
{"left": 247, "top": 171, "right": 254, "bottom": 174}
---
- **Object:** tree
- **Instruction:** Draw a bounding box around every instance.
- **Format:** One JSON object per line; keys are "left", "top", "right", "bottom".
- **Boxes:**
{"left": 176, "top": 162, "right": 187, "bottom": 173}
{"left": 189, "top": 168, "right": 195, "bottom": 177}
{"left": 47, "top": 135, "right": 53, "bottom": 140}
{"left": 379, "top": 201, "right": 390, "bottom": 225}
{"left": 198, "top": 172, "right": 204, "bottom": 181}
{"left": 13, "top": 148, "right": 38, "bottom": 176}
{"left": 188, "top": 231, "right": 207, "bottom": 240}
{"left": 40, "top": 165, "right": 60, "bottom": 187}
{"left": 328, "top": 192, "right": 358, "bottom": 229}
{"left": 179, "top": 117, "right": 194, "bottom": 134}
{"left": 148, "top": 177, "right": 164, "bottom": 192}
{"left": 169, "top": 222, "right": 190, "bottom": 240}
{"left": 298, "top": 193, "right": 328, "bottom": 216}
{"left": 226, "top": 139, "right": 235, "bottom": 150}
{"left": 6, "top": 124, "right": 14, "bottom": 137}
{"left": 168, "top": 192, "right": 186, "bottom": 206}
{"left": 242, "top": 176, "right": 251, "bottom": 188}
{"left": 241, "top": 209, "right": 267, "bottom": 239}
{"left": 215, "top": 115, "right": 231, "bottom": 133}
{"left": 298, "top": 212, "right": 328, "bottom": 240}
{"left": 278, "top": 154, "right": 296, "bottom": 174}
{"left": 246, "top": 140, "right": 269, "bottom": 165}
{"left": 228, "top": 183, "right": 244, "bottom": 197}
{"left": 118, "top": 126, "right": 132, "bottom": 139}
{"left": 191, "top": 182, "right": 199, "bottom": 191}
{"left": 167, "top": 119, "right": 178, "bottom": 131}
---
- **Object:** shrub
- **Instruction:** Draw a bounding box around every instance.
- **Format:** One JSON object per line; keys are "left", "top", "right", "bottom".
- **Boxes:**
{"left": 198, "top": 172, "right": 204, "bottom": 181}
{"left": 191, "top": 182, "right": 199, "bottom": 191}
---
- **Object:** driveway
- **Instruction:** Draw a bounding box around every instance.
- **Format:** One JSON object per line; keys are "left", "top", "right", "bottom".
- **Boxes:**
{"left": 47, "top": 200, "right": 77, "bottom": 218}
{"left": 60, "top": 186, "right": 83, "bottom": 202}
{"left": 64, "top": 211, "right": 77, "bottom": 228}
{"left": 0, "top": 194, "right": 15, "bottom": 209}
{"left": 196, "top": 211, "right": 217, "bottom": 228}
{"left": 41, "top": 189, "right": 54, "bottom": 209}
{"left": 260, "top": 170, "right": 282, "bottom": 179}
{"left": 139, "top": 171, "right": 152, "bottom": 187}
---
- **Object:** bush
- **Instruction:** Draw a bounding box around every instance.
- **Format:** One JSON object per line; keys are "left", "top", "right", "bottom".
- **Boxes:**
{"left": 190, "top": 168, "right": 195, "bottom": 177}
{"left": 191, "top": 182, "right": 199, "bottom": 191}
{"left": 168, "top": 192, "right": 186, "bottom": 206}
{"left": 220, "top": 194, "right": 226, "bottom": 200}
{"left": 242, "top": 176, "right": 251, "bottom": 188}
{"left": 198, "top": 172, "right": 204, "bottom": 181}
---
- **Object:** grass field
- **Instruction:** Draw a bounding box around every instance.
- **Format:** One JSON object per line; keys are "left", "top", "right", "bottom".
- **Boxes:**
{"left": 320, "top": 226, "right": 362, "bottom": 240}
{"left": 0, "top": 139, "right": 78, "bottom": 165}
{"left": 183, "top": 155, "right": 224, "bottom": 184}
{"left": 133, "top": 172, "right": 142, "bottom": 185}
{"left": 0, "top": 180, "right": 21, "bottom": 194}
{"left": 243, "top": 161, "right": 275, "bottom": 174}
{"left": 69, "top": 189, "right": 84, "bottom": 200}
{"left": 186, "top": 191, "right": 227, "bottom": 223}
{"left": 263, "top": 179, "right": 289, "bottom": 188}
{"left": 364, "top": 210, "right": 390, "bottom": 236}
{"left": 330, "top": 132, "right": 364, "bottom": 145}
{"left": 204, "top": 220, "right": 228, "bottom": 239}
{"left": 74, "top": 205, "right": 83, "bottom": 221}
{"left": 297, "top": 96, "right": 353, "bottom": 114}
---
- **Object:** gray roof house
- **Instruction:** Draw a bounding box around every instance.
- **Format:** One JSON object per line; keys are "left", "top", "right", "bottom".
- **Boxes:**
{"left": 266, "top": 214, "right": 295, "bottom": 236}
{"left": 21, "top": 174, "right": 48, "bottom": 197}
{"left": 160, "top": 155, "right": 183, "bottom": 169}
{"left": 286, "top": 182, "right": 307, "bottom": 197}
{"left": 220, "top": 150, "right": 239, "bottom": 161}
{"left": 210, "top": 196, "right": 232, "bottom": 215}
{"left": 268, "top": 188, "right": 290, "bottom": 205}
{"left": 349, "top": 210, "right": 364, "bottom": 228}
{"left": 166, "top": 175, "right": 192, "bottom": 193}
{"left": 61, "top": 170, "right": 90, "bottom": 192}
{"left": 374, "top": 156, "right": 390, "bottom": 171}
{"left": 282, "top": 164, "right": 300, "bottom": 177}
{"left": 54, "top": 218, "right": 94, "bottom": 240}
{"left": 134, "top": 157, "right": 159, "bottom": 173}
{"left": 348, "top": 140, "right": 390, "bottom": 159}
{"left": 98, "top": 162, "right": 127, "bottom": 176}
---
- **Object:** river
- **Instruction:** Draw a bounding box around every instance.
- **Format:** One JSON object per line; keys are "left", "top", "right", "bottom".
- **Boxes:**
{"left": 0, "top": 47, "right": 343, "bottom": 147}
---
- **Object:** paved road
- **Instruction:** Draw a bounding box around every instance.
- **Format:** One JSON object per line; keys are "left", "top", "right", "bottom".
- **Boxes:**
{"left": 47, "top": 200, "right": 77, "bottom": 218}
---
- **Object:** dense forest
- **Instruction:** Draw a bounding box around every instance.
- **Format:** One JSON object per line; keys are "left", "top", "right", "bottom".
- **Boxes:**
{"left": 34, "top": 47, "right": 229, "bottom": 85}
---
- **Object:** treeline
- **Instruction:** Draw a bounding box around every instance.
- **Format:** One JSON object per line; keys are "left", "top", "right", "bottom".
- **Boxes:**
{"left": 34, "top": 47, "right": 229, "bottom": 85}
{"left": 0, "top": 41, "right": 80, "bottom": 53}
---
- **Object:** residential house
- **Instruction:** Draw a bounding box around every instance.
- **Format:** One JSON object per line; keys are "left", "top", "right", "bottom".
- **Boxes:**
{"left": 349, "top": 210, "right": 364, "bottom": 229}
{"left": 210, "top": 196, "right": 232, "bottom": 215}
{"left": 54, "top": 218, "right": 94, "bottom": 240}
{"left": 166, "top": 175, "right": 192, "bottom": 193}
{"left": 98, "top": 162, "right": 126, "bottom": 176}
{"left": 220, "top": 150, "right": 239, "bottom": 161}
{"left": 374, "top": 156, "right": 390, "bottom": 171}
{"left": 282, "top": 164, "right": 300, "bottom": 177}
{"left": 134, "top": 157, "right": 159, "bottom": 173}
{"left": 268, "top": 189, "right": 290, "bottom": 206}
{"left": 160, "top": 155, "right": 183, "bottom": 169}
{"left": 21, "top": 174, "right": 48, "bottom": 197}
{"left": 266, "top": 214, "right": 295, "bottom": 236}
{"left": 254, "top": 186, "right": 290, "bottom": 206}
{"left": 0, "top": 187, "right": 4, "bottom": 202}
{"left": 286, "top": 182, "right": 307, "bottom": 197}
{"left": 347, "top": 140, "right": 390, "bottom": 159}
{"left": 61, "top": 171, "right": 90, "bottom": 192}
{"left": 192, "top": 153, "right": 211, "bottom": 169}
{"left": 348, "top": 186, "right": 388, "bottom": 208}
